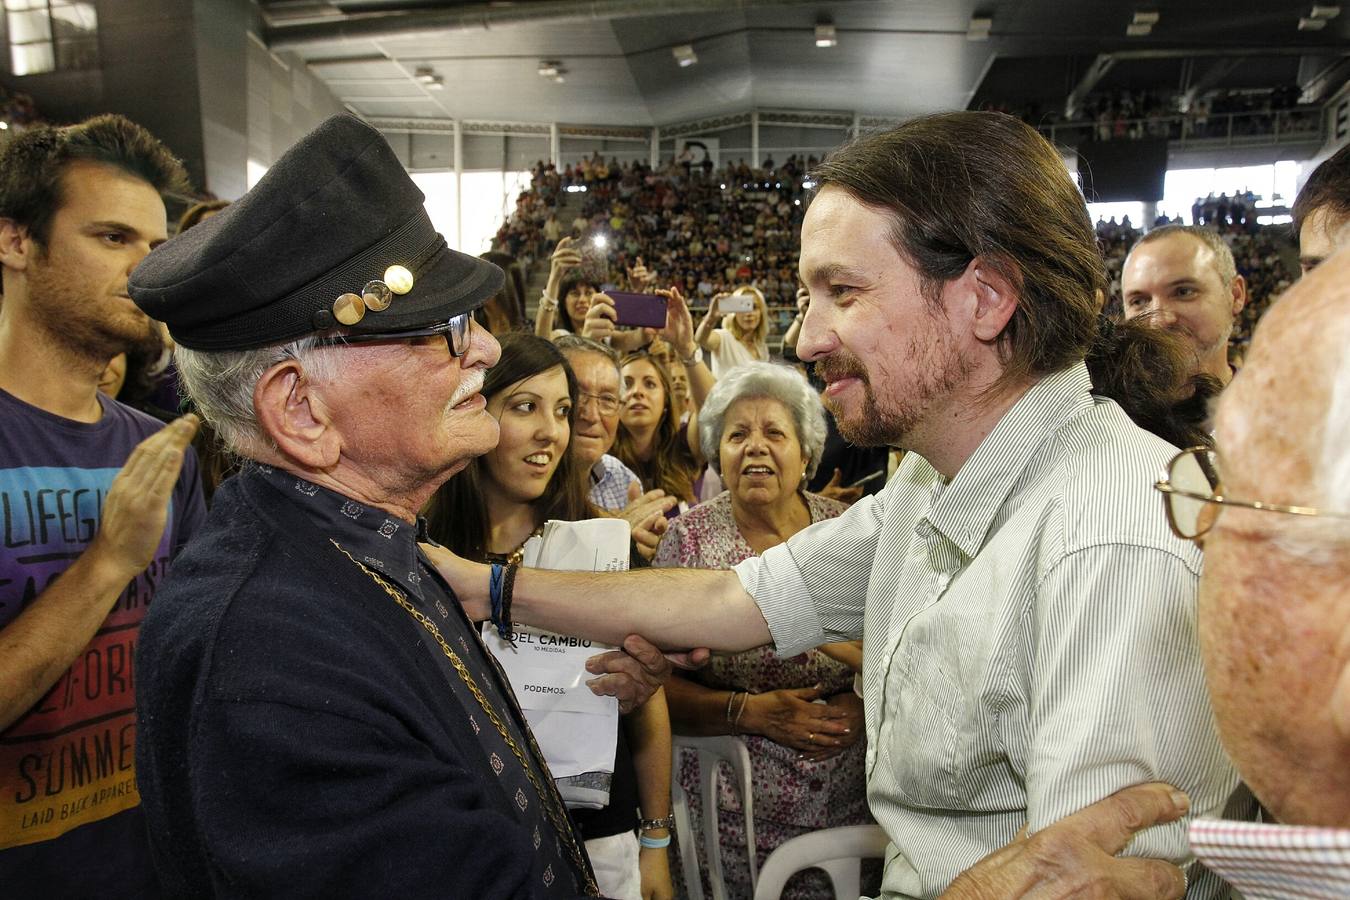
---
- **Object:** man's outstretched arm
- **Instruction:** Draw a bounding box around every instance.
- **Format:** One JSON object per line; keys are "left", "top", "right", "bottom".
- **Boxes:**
{"left": 943, "top": 783, "right": 1189, "bottom": 900}
{"left": 424, "top": 546, "right": 771, "bottom": 653}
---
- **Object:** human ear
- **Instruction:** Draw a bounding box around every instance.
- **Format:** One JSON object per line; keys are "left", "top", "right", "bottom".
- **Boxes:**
{"left": 1230, "top": 274, "right": 1248, "bottom": 317}
{"left": 254, "top": 359, "right": 341, "bottom": 469}
{"left": 966, "top": 256, "right": 1020, "bottom": 344}
{"left": 0, "top": 219, "right": 34, "bottom": 272}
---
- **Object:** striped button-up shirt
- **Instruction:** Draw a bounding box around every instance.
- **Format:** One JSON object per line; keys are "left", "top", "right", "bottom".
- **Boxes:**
{"left": 1190, "top": 819, "right": 1350, "bottom": 899}
{"left": 735, "top": 362, "right": 1246, "bottom": 899}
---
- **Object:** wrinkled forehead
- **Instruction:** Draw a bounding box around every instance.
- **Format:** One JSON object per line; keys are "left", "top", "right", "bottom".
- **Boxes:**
{"left": 566, "top": 350, "right": 620, "bottom": 393}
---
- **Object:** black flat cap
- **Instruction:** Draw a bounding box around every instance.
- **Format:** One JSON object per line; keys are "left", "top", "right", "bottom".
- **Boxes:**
{"left": 129, "top": 114, "right": 503, "bottom": 351}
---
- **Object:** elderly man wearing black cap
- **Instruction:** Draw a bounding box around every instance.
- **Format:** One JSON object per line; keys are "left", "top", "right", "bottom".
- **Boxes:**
{"left": 128, "top": 115, "right": 602, "bottom": 897}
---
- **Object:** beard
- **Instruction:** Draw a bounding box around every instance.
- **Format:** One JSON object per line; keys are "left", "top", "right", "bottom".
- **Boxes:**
{"left": 26, "top": 254, "right": 159, "bottom": 365}
{"left": 814, "top": 321, "right": 973, "bottom": 449}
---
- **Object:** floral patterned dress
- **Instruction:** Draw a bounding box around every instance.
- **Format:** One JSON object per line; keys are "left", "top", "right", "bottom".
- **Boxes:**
{"left": 653, "top": 491, "right": 874, "bottom": 900}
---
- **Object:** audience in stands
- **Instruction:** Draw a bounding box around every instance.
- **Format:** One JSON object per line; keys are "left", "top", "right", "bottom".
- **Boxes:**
{"left": 990, "top": 85, "right": 1316, "bottom": 143}
{"left": 537, "top": 155, "right": 809, "bottom": 311}
{"left": 425, "top": 334, "right": 674, "bottom": 900}
{"left": 654, "top": 362, "right": 873, "bottom": 900}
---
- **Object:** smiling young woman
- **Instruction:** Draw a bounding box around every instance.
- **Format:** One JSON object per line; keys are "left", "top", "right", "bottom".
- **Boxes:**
{"left": 424, "top": 333, "right": 674, "bottom": 900}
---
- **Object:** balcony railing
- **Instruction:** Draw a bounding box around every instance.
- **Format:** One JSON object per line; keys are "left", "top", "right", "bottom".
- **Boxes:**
{"left": 1037, "top": 107, "right": 1323, "bottom": 148}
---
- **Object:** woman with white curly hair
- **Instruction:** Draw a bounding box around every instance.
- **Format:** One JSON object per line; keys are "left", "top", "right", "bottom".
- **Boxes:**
{"left": 652, "top": 361, "right": 873, "bottom": 899}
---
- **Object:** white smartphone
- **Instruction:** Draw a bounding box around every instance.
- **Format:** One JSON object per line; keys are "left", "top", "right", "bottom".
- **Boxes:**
{"left": 720, "top": 293, "right": 756, "bottom": 313}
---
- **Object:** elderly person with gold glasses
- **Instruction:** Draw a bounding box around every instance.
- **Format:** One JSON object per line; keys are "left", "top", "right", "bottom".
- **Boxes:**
{"left": 652, "top": 362, "right": 870, "bottom": 899}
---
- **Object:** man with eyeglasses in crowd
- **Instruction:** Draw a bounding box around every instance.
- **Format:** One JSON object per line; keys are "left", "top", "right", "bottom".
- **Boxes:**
{"left": 1150, "top": 245, "right": 1350, "bottom": 896}
{"left": 556, "top": 326, "right": 712, "bottom": 561}
{"left": 125, "top": 115, "right": 633, "bottom": 897}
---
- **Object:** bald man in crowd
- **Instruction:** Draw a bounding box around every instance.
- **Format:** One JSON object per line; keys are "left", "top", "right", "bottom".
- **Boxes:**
{"left": 1292, "top": 143, "right": 1350, "bottom": 276}
{"left": 1120, "top": 226, "right": 1245, "bottom": 385}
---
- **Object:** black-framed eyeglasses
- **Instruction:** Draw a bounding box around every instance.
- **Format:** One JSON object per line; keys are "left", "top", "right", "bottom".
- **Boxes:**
{"left": 316, "top": 312, "right": 473, "bottom": 357}
{"left": 577, "top": 391, "right": 621, "bottom": 416}
{"left": 1153, "top": 446, "right": 1350, "bottom": 540}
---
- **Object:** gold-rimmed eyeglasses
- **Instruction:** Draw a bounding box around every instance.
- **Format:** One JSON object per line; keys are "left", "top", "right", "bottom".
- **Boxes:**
{"left": 1154, "top": 446, "right": 1349, "bottom": 540}
{"left": 577, "top": 391, "right": 621, "bottom": 416}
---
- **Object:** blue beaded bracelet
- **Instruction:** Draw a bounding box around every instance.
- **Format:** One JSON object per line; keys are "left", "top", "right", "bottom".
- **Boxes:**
{"left": 638, "top": 833, "right": 671, "bottom": 849}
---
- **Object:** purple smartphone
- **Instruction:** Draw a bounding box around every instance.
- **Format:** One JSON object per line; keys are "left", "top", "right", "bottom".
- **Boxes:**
{"left": 608, "top": 291, "right": 668, "bottom": 328}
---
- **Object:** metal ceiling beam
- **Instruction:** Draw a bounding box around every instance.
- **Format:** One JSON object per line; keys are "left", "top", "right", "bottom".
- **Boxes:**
{"left": 264, "top": 0, "right": 840, "bottom": 50}
{"left": 1064, "top": 54, "right": 1115, "bottom": 119}
{"left": 1179, "top": 58, "right": 1243, "bottom": 112}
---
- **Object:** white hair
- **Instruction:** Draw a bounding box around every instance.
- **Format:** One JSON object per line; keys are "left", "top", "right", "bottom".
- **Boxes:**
{"left": 698, "top": 362, "right": 827, "bottom": 480}
{"left": 175, "top": 336, "right": 341, "bottom": 456}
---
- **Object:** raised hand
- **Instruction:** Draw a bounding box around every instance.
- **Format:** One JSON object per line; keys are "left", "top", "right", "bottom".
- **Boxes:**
{"left": 544, "top": 235, "right": 583, "bottom": 300}
{"left": 656, "top": 285, "right": 697, "bottom": 360}
{"left": 94, "top": 414, "right": 199, "bottom": 578}
{"left": 581, "top": 292, "right": 618, "bottom": 342}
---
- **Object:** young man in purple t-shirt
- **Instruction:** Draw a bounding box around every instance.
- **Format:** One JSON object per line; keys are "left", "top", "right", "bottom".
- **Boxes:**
{"left": 0, "top": 115, "right": 205, "bottom": 896}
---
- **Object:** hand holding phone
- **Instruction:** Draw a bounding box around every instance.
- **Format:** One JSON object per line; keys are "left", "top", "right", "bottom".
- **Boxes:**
{"left": 608, "top": 291, "right": 669, "bottom": 329}
{"left": 720, "top": 292, "right": 756, "bottom": 313}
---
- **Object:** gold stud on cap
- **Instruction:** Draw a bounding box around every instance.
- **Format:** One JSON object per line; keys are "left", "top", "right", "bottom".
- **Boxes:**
{"left": 332, "top": 292, "right": 366, "bottom": 325}
{"left": 362, "top": 280, "right": 393, "bottom": 312}
{"left": 384, "top": 264, "right": 414, "bottom": 295}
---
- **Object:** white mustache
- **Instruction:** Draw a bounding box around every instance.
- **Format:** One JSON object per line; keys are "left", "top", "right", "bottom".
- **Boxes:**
{"left": 449, "top": 370, "right": 485, "bottom": 408}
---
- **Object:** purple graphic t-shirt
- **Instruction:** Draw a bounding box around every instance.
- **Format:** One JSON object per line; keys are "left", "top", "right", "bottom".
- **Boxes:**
{"left": 0, "top": 387, "right": 206, "bottom": 896}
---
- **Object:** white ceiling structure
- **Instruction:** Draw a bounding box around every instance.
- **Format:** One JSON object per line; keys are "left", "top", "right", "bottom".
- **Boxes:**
{"left": 258, "top": 0, "right": 1350, "bottom": 129}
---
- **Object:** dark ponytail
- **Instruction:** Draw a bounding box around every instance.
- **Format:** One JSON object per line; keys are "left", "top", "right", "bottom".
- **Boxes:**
{"left": 1085, "top": 315, "right": 1220, "bottom": 449}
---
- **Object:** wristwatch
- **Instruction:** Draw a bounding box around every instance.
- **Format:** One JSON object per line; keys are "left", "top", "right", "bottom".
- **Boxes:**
{"left": 639, "top": 814, "right": 675, "bottom": 832}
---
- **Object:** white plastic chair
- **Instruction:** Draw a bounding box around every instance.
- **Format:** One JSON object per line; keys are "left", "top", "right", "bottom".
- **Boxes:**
{"left": 751, "top": 824, "right": 890, "bottom": 900}
{"left": 670, "top": 734, "right": 758, "bottom": 900}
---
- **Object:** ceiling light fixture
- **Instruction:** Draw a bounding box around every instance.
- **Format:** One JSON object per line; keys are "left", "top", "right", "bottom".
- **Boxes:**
{"left": 673, "top": 44, "right": 698, "bottom": 67}
{"left": 1127, "top": 9, "right": 1158, "bottom": 36}
{"left": 538, "top": 60, "right": 561, "bottom": 78}
{"left": 1309, "top": 4, "right": 1341, "bottom": 18}
{"left": 966, "top": 15, "right": 992, "bottom": 41}
{"left": 413, "top": 66, "right": 444, "bottom": 89}
{"left": 814, "top": 24, "right": 837, "bottom": 48}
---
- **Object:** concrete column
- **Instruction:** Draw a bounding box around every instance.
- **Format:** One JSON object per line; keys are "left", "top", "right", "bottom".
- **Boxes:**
{"left": 650, "top": 126, "right": 660, "bottom": 167}
{"left": 1142, "top": 200, "right": 1159, "bottom": 228}
{"left": 751, "top": 110, "right": 760, "bottom": 167}
{"left": 453, "top": 119, "right": 463, "bottom": 249}
{"left": 550, "top": 122, "right": 561, "bottom": 165}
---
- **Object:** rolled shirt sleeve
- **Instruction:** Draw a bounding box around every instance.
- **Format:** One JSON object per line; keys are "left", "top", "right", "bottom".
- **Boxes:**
{"left": 734, "top": 488, "right": 884, "bottom": 656}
